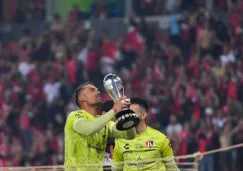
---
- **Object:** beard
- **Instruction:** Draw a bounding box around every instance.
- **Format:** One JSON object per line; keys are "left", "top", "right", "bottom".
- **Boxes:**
{"left": 93, "top": 98, "right": 103, "bottom": 111}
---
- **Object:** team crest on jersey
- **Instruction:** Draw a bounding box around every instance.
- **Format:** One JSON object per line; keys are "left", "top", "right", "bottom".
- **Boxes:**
{"left": 145, "top": 140, "right": 153, "bottom": 148}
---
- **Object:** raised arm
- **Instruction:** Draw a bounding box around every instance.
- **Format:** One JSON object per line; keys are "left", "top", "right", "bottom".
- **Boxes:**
{"left": 74, "top": 110, "right": 115, "bottom": 136}
{"left": 74, "top": 97, "right": 130, "bottom": 136}
{"left": 108, "top": 122, "right": 136, "bottom": 140}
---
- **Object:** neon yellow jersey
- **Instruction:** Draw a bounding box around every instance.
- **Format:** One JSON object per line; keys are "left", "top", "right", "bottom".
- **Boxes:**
{"left": 113, "top": 126, "right": 174, "bottom": 171}
{"left": 64, "top": 110, "right": 113, "bottom": 171}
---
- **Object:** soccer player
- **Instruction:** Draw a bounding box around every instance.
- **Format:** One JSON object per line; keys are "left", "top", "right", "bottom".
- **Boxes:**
{"left": 64, "top": 83, "right": 136, "bottom": 170}
{"left": 112, "top": 97, "right": 180, "bottom": 171}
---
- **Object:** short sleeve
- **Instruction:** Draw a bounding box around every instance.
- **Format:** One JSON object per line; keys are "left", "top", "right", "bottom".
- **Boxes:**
{"left": 66, "top": 111, "right": 85, "bottom": 130}
{"left": 160, "top": 136, "right": 174, "bottom": 158}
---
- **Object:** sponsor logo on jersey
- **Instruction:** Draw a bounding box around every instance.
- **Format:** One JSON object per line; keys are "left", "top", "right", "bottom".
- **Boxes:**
{"left": 75, "top": 111, "right": 84, "bottom": 119}
{"left": 75, "top": 113, "right": 83, "bottom": 118}
{"left": 145, "top": 140, "right": 153, "bottom": 148}
{"left": 124, "top": 143, "right": 129, "bottom": 149}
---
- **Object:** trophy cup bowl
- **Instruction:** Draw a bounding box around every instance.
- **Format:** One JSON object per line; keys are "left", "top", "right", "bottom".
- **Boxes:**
{"left": 103, "top": 73, "right": 140, "bottom": 131}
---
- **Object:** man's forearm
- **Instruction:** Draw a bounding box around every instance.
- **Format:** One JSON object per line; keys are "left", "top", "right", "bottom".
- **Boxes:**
{"left": 124, "top": 127, "right": 136, "bottom": 139}
{"left": 73, "top": 110, "right": 115, "bottom": 136}
{"left": 109, "top": 122, "right": 136, "bottom": 140}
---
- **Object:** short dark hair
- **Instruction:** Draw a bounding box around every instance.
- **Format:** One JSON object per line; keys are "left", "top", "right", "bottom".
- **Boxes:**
{"left": 101, "top": 100, "right": 114, "bottom": 112}
{"left": 73, "top": 82, "right": 92, "bottom": 107}
{"left": 130, "top": 97, "right": 149, "bottom": 112}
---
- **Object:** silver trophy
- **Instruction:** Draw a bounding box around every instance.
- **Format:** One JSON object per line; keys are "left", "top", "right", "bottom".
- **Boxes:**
{"left": 103, "top": 73, "right": 140, "bottom": 130}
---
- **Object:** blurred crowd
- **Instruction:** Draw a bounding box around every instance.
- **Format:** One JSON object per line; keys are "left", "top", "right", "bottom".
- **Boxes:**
{"left": 133, "top": 0, "right": 240, "bottom": 16}
{"left": 8, "top": 0, "right": 125, "bottom": 23}
{"left": 1, "top": 0, "right": 243, "bottom": 171}
{"left": 3, "top": 0, "right": 242, "bottom": 23}
{"left": 6, "top": 0, "right": 46, "bottom": 23}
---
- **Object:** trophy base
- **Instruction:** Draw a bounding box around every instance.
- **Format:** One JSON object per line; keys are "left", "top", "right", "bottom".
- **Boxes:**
{"left": 115, "top": 109, "right": 140, "bottom": 131}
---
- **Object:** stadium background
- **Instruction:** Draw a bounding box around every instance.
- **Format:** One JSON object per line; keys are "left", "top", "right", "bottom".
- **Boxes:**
{"left": 0, "top": 0, "right": 243, "bottom": 171}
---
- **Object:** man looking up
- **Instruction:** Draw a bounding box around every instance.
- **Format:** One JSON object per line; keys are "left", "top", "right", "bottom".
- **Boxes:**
{"left": 64, "top": 83, "right": 136, "bottom": 170}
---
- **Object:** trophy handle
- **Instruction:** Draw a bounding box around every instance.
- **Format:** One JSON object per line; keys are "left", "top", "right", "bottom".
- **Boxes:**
{"left": 119, "top": 86, "right": 125, "bottom": 97}
{"left": 110, "top": 75, "right": 123, "bottom": 99}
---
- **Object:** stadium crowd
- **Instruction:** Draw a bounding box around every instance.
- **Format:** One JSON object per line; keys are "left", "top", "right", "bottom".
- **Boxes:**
{"left": 132, "top": 0, "right": 239, "bottom": 16}
{"left": 9, "top": 0, "right": 125, "bottom": 23}
{"left": 0, "top": 0, "right": 243, "bottom": 171}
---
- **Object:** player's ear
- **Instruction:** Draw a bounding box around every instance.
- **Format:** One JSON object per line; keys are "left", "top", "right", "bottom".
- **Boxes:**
{"left": 142, "top": 112, "right": 147, "bottom": 120}
{"left": 79, "top": 94, "right": 86, "bottom": 102}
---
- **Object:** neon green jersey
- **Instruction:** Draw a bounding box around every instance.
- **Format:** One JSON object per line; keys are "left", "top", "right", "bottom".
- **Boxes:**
{"left": 64, "top": 110, "right": 113, "bottom": 171}
{"left": 113, "top": 126, "right": 174, "bottom": 171}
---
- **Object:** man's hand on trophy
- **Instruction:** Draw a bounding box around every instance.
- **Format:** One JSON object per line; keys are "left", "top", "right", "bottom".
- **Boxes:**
{"left": 121, "top": 98, "right": 130, "bottom": 104}
{"left": 121, "top": 98, "right": 131, "bottom": 108}
{"left": 112, "top": 96, "right": 130, "bottom": 114}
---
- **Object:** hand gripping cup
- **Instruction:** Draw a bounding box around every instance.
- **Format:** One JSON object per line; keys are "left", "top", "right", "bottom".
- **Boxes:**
{"left": 103, "top": 73, "right": 140, "bottom": 131}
